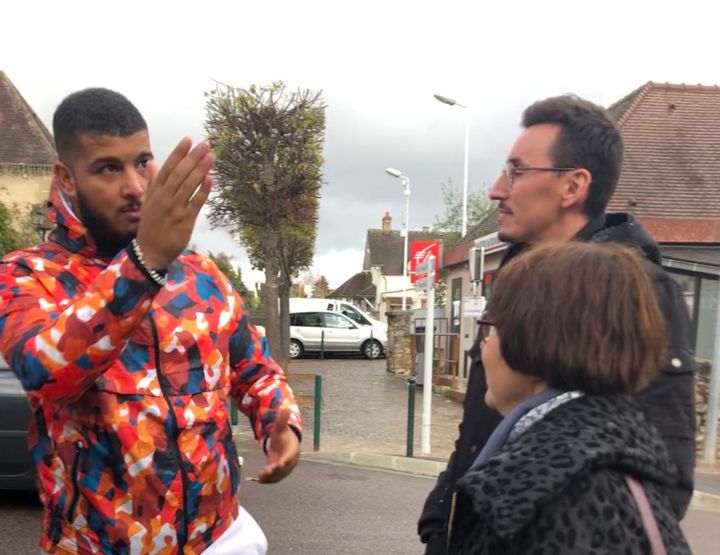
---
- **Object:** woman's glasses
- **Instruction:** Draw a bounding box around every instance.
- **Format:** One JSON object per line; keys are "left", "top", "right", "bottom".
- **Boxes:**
{"left": 478, "top": 318, "right": 495, "bottom": 342}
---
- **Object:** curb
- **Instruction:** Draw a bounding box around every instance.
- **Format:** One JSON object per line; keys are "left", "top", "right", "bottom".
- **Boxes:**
{"left": 301, "top": 450, "right": 446, "bottom": 477}
{"left": 690, "top": 490, "right": 720, "bottom": 511}
{"left": 300, "top": 450, "right": 720, "bottom": 510}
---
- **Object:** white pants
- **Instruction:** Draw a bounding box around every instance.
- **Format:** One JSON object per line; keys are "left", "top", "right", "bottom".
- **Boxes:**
{"left": 205, "top": 507, "right": 267, "bottom": 555}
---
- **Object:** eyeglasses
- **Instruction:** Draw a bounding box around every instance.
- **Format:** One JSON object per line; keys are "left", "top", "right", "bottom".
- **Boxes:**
{"left": 478, "top": 318, "right": 495, "bottom": 342}
{"left": 501, "top": 161, "right": 578, "bottom": 185}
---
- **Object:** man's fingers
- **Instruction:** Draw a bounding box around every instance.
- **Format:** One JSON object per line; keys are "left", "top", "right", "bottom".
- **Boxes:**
{"left": 188, "top": 175, "right": 213, "bottom": 215}
{"left": 257, "top": 461, "right": 294, "bottom": 484}
{"left": 154, "top": 137, "right": 192, "bottom": 189}
{"left": 175, "top": 152, "right": 215, "bottom": 206}
{"left": 165, "top": 141, "right": 212, "bottom": 197}
{"left": 144, "top": 161, "right": 160, "bottom": 198}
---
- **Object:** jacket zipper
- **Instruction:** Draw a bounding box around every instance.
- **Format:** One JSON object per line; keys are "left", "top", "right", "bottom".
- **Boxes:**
{"left": 149, "top": 318, "right": 189, "bottom": 550}
{"left": 66, "top": 440, "right": 83, "bottom": 522}
{"left": 445, "top": 490, "right": 458, "bottom": 554}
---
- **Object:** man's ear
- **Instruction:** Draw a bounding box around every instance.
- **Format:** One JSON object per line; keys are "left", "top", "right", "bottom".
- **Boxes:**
{"left": 560, "top": 168, "right": 592, "bottom": 210}
{"left": 54, "top": 162, "right": 77, "bottom": 200}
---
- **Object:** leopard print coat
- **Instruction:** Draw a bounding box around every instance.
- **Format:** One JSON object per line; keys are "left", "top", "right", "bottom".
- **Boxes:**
{"left": 448, "top": 395, "right": 691, "bottom": 554}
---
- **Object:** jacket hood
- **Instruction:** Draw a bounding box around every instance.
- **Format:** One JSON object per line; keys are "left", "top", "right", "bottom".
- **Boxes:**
{"left": 46, "top": 176, "right": 100, "bottom": 258}
{"left": 456, "top": 395, "right": 678, "bottom": 539}
{"left": 588, "top": 212, "right": 662, "bottom": 265}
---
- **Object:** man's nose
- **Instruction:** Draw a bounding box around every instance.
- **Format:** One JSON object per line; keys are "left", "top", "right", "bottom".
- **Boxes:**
{"left": 123, "top": 169, "right": 146, "bottom": 198}
{"left": 488, "top": 174, "right": 508, "bottom": 201}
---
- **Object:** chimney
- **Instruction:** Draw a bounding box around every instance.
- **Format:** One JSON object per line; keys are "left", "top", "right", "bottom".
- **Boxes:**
{"left": 422, "top": 226, "right": 430, "bottom": 233}
{"left": 382, "top": 211, "right": 392, "bottom": 231}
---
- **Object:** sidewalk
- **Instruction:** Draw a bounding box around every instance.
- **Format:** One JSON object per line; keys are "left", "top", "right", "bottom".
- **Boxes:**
{"left": 287, "top": 358, "right": 461, "bottom": 468}
{"left": 276, "top": 357, "right": 720, "bottom": 510}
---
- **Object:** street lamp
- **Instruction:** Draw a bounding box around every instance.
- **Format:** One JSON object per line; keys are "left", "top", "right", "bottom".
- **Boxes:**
{"left": 385, "top": 168, "right": 411, "bottom": 311}
{"left": 434, "top": 93, "right": 470, "bottom": 237}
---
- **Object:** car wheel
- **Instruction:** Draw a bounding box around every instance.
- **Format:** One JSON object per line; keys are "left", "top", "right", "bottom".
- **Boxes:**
{"left": 362, "top": 339, "right": 382, "bottom": 360}
{"left": 289, "top": 339, "right": 304, "bottom": 359}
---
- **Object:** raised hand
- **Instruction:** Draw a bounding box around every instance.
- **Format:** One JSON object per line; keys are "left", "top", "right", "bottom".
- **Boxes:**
{"left": 135, "top": 138, "right": 215, "bottom": 269}
{"left": 257, "top": 408, "right": 301, "bottom": 484}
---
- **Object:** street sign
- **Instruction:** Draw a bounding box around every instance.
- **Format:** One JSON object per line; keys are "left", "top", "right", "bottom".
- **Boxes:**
{"left": 415, "top": 255, "right": 435, "bottom": 291}
{"left": 416, "top": 258, "right": 433, "bottom": 275}
{"left": 415, "top": 276, "right": 431, "bottom": 290}
{"left": 410, "top": 241, "right": 441, "bottom": 283}
{"left": 463, "top": 296, "right": 486, "bottom": 318}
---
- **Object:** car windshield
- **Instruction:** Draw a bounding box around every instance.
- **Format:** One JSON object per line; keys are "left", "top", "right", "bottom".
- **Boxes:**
{"left": 340, "top": 305, "right": 370, "bottom": 326}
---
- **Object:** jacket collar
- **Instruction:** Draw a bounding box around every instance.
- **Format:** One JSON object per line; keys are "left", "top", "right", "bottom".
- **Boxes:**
{"left": 46, "top": 176, "right": 101, "bottom": 259}
{"left": 456, "top": 395, "right": 678, "bottom": 538}
{"left": 501, "top": 212, "right": 661, "bottom": 267}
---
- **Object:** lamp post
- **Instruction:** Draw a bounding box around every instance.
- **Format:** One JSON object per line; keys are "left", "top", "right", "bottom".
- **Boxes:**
{"left": 385, "top": 168, "right": 411, "bottom": 311}
{"left": 434, "top": 93, "right": 470, "bottom": 237}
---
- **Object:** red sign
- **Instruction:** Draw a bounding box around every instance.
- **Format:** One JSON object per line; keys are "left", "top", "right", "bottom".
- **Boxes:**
{"left": 410, "top": 241, "right": 441, "bottom": 283}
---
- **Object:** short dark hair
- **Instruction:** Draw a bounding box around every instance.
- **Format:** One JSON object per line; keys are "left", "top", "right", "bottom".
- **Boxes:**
{"left": 488, "top": 242, "right": 665, "bottom": 395}
{"left": 52, "top": 88, "right": 147, "bottom": 162}
{"left": 522, "top": 95, "right": 623, "bottom": 217}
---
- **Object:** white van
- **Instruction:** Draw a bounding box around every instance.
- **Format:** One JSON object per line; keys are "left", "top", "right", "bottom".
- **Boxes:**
{"left": 288, "top": 298, "right": 387, "bottom": 336}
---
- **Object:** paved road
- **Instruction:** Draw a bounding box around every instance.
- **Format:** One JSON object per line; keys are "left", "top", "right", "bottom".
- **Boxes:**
{"left": 0, "top": 443, "right": 436, "bottom": 555}
{"left": 3, "top": 357, "right": 719, "bottom": 554}
{"left": 2, "top": 446, "right": 718, "bottom": 555}
{"left": 287, "top": 358, "right": 464, "bottom": 459}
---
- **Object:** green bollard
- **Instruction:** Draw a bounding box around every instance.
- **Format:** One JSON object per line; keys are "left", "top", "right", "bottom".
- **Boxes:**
{"left": 320, "top": 330, "right": 325, "bottom": 360}
{"left": 406, "top": 377, "right": 416, "bottom": 457}
{"left": 314, "top": 374, "right": 322, "bottom": 451}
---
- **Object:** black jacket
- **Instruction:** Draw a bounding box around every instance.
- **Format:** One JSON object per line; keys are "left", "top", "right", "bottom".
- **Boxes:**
{"left": 449, "top": 395, "right": 691, "bottom": 555}
{"left": 418, "top": 213, "right": 696, "bottom": 551}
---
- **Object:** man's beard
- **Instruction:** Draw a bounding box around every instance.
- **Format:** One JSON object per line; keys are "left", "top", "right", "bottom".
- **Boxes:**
{"left": 76, "top": 191, "right": 137, "bottom": 257}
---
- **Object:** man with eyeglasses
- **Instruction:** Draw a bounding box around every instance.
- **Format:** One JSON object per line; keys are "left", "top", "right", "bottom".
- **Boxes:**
{"left": 418, "top": 95, "right": 696, "bottom": 553}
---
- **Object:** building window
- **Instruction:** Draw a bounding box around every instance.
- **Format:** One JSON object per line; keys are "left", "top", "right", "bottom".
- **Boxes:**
{"left": 669, "top": 270, "right": 718, "bottom": 360}
{"left": 450, "top": 277, "right": 462, "bottom": 333}
{"left": 696, "top": 277, "right": 719, "bottom": 360}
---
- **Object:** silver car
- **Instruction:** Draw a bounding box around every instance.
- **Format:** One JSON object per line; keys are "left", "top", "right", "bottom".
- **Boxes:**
{"left": 290, "top": 311, "right": 387, "bottom": 360}
{"left": 0, "top": 355, "right": 35, "bottom": 490}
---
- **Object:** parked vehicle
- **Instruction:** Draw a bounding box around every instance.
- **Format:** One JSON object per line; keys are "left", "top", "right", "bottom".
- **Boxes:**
{"left": 288, "top": 298, "right": 387, "bottom": 336}
{"left": 290, "top": 311, "right": 387, "bottom": 359}
{"left": 0, "top": 354, "right": 35, "bottom": 490}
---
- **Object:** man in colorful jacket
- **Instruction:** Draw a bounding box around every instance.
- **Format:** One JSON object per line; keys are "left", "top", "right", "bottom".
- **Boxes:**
{"left": 0, "top": 88, "right": 302, "bottom": 555}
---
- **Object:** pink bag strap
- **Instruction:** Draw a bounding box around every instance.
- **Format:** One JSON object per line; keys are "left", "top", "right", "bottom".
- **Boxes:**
{"left": 624, "top": 474, "right": 668, "bottom": 555}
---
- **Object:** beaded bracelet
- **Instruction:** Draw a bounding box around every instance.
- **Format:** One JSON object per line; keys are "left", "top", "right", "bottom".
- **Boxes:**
{"left": 129, "top": 239, "right": 168, "bottom": 287}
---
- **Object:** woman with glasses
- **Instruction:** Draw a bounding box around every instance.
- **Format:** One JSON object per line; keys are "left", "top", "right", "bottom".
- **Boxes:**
{"left": 447, "top": 242, "right": 690, "bottom": 554}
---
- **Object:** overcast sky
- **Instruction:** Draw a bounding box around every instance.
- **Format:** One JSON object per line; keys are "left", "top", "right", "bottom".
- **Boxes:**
{"left": 2, "top": 0, "right": 717, "bottom": 288}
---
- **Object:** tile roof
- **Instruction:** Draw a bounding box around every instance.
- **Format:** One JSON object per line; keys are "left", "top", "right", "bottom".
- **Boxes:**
{"left": 0, "top": 71, "right": 56, "bottom": 165}
{"left": 464, "top": 205, "right": 499, "bottom": 242}
{"left": 442, "top": 207, "right": 503, "bottom": 268}
{"left": 329, "top": 270, "right": 376, "bottom": 300}
{"left": 363, "top": 228, "right": 445, "bottom": 275}
{"left": 606, "top": 82, "right": 720, "bottom": 219}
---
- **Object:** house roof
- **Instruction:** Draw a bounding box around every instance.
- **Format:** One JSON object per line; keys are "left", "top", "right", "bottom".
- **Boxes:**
{"left": 606, "top": 82, "right": 720, "bottom": 220}
{"left": 464, "top": 205, "right": 499, "bottom": 242}
{"left": 0, "top": 71, "right": 56, "bottom": 165}
{"left": 442, "top": 207, "right": 503, "bottom": 268}
{"left": 363, "top": 229, "right": 445, "bottom": 275}
{"left": 329, "top": 270, "right": 376, "bottom": 300}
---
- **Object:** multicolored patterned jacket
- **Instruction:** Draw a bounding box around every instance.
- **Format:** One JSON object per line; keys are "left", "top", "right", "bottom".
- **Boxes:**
{"left": 0, "top": 180, "right": 302, "bottom": 554}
